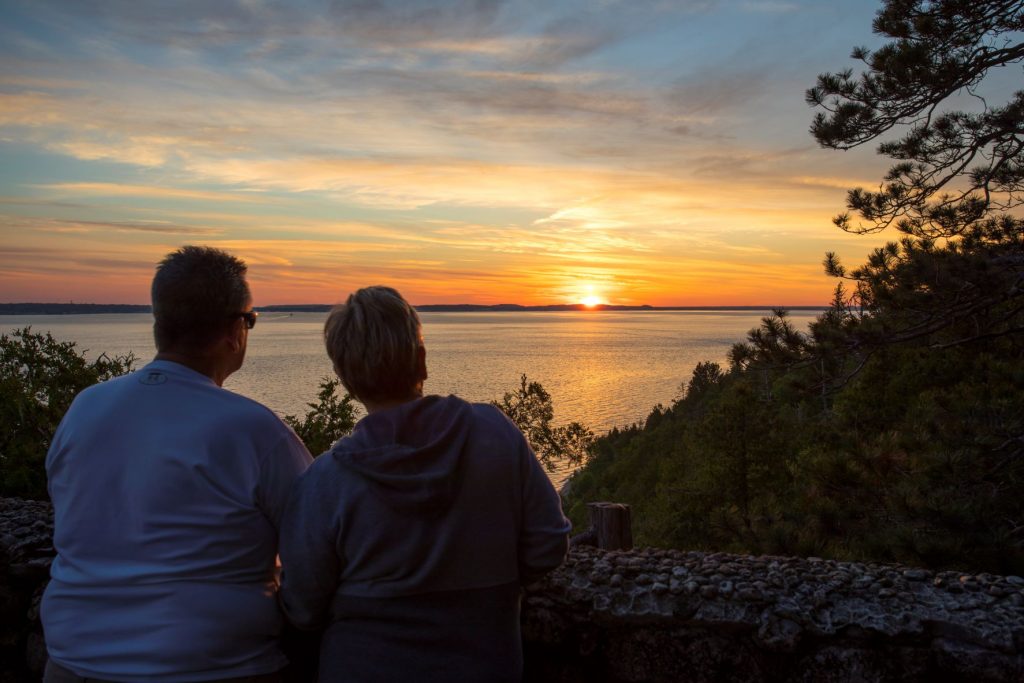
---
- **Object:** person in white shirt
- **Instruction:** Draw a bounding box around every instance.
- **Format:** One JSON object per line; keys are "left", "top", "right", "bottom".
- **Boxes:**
{"left": 42, "top": 245, "right": 313, "bottom": 683}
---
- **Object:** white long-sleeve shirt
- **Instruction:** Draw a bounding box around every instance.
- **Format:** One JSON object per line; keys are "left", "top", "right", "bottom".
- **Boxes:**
{"left": 42, "top": 360, "right": 312, "bottom": 682}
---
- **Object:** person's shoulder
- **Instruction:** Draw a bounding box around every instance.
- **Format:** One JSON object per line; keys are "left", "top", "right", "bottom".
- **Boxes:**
{"left": 68, "top": 367, "right": 139, "bottom": 404}
{"left": 292, "top": 443, "right": 356, "bottom": 496}
{"left": 462, "top": 399, "right": 527, "bottom": 444}
{"left": 193, "top": 385, "right": 294, "bottom": 442}
{"left": 468, "top": 401, "right": 507, "bottom": 421}
{"left": 218, "top": 388, "right": 279, "bottom": 418}
{"left": 303, "top": 449, "right": 340, "bottom": 478}
{"left": 416, "top": 394, "right": 511, "bottom": 432}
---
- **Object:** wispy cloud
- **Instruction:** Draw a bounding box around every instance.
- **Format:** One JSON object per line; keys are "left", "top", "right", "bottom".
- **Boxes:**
{"left": 740, "top": 1, "right": 800, "bottom": 12}
{"left": 667, "top": 70, "right": 769, "bottom": 118}
{"left": 0, "top": 0, "right": 895, "bottom": 305}
{"left": 51, "top": 219, "right": 221, "bottom": 235}
{"left": 35, "top": 183, "right": 265, "bottom": 203}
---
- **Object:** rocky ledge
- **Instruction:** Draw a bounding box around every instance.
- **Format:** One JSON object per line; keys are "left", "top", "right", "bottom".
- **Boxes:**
{"left": 0, "top": 498, "right": 53, "bottom": 682}
{"left": 522, "top": 545, "right": 1024, "bottom": 682}
{"left": 3, "top": 497, "right": 1023, "bottom": 682}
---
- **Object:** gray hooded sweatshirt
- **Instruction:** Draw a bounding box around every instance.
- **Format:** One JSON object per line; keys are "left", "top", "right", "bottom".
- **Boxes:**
{"left": 278, "top": 394, "right": 571, "bottom": 682}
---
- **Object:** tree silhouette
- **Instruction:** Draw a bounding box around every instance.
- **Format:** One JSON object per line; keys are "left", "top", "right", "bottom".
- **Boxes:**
{"left": 806, "top": 0, "right": 1023, "bottom": 349}
{"left": 807, "top": 0, "right": 1023, "bottom": 238}
{"left": 493, "top": 374, "right": 594, "bottom": 472}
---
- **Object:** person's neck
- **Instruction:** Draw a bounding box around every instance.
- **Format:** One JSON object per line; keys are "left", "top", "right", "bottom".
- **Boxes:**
{"left": 154, "top": 351, "right": 231, "bottom": 387}
{"left": 363, "top": 389, "right": 423, "bottom": 415}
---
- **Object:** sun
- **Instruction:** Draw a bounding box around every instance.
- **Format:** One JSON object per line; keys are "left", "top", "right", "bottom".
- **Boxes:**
{"left": 581, "top": 295, "right": 603, "bottom": 308}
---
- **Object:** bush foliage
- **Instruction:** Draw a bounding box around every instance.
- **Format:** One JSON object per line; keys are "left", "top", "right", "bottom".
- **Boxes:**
{"left": 283, "top": 377, "right": 358, "bottom": 456}
{"left": 0, "top": 328, "right": 136, "bottom": 499}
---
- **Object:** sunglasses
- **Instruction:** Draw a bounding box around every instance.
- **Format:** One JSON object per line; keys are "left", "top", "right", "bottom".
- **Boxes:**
{"left": 239, "top": 310, "right": 259, "bottom": 329}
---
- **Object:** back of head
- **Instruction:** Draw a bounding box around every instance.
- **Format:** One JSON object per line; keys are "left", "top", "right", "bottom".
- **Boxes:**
{"left": 152, "top": 245, "right": 250, "bottom": 353}
{"left": 324, "top": 286, "right": 423, "bottom": 403}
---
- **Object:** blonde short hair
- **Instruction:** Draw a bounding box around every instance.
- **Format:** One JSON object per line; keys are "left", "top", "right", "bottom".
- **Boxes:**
{"left": 324, "top": 286, "right": 423, "bottom": 402}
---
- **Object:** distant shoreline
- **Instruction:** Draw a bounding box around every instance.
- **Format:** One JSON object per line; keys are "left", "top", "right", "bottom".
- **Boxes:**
{"left": 0, "top": 303, "right": 830, "bottom": 315}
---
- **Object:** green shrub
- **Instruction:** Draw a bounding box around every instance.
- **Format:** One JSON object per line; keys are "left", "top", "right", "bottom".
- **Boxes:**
{"left": 0, "top": 328, "right": 135, "bottom": 499}
{"left": 283, "top": 377, "right": 358, "bottom": 456}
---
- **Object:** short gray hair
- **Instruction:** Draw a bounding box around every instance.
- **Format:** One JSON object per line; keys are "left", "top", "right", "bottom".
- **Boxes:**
{"left": 324, "top": 286, "right": 423, "bottom": 403}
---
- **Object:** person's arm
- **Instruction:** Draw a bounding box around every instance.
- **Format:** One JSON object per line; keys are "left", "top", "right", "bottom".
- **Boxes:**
{"left": 256, "top": 428, "right": 313, "bottom": 530}
{"left": 517, "top": 438, "right": 572, "bottom": 585}
{"left": 278, "top": 465, "right": 342, "bottom": 630}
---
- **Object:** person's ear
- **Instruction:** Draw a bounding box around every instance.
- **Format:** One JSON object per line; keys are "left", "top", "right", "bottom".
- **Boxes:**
{"left": 225, "top": 318, "right": 245, "bottom": 352}
{"left": 416, "top": 344, "right": 427, "bottom": 382}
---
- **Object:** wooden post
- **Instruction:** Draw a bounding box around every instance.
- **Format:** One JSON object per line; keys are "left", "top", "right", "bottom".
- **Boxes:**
{"left": 587, "top": 502, "right": 633, "bottom": 551}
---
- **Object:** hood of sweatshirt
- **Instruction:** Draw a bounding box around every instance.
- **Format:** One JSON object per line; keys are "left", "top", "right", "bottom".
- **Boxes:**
{"left": 330, "top": 394, "right": 472, "bottom": 514}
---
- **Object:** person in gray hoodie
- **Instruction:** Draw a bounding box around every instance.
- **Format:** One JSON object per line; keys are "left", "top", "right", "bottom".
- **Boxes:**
{"left": 278, "top": 286, "right": 571, "bottom": 682}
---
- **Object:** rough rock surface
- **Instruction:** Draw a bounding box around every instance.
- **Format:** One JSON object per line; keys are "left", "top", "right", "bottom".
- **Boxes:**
{"left": 3, "top": 498, "right": 1024, "bottom": 682}
{"left": 0, "top": 498, "right": 53, "bottom": 683}
{"left": 522, "top": 545, "right": 1024, "bottom": 682}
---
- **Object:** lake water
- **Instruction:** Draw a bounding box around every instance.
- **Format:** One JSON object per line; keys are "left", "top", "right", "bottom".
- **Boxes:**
{"left": 2, "top": 310, "right": 822, "bottom": 485}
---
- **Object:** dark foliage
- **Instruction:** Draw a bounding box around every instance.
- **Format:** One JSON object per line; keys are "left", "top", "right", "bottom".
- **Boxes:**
{"left": 565, "top": 0, "right": 1024, "bottom": 573}
{"left": 283, "top": 377, "right": 358, "bottom": 456}
{"left": 0, "top": 328, "right": 135, "bottom": 499}
{"left": 492, "top": 374, "right": 594, "bottom": 472}
{"left": 565, "top": 306, "right": 1024, "bottom": 572}
{"left": 807, "top": 0, "right": 1023, "bottom": 238}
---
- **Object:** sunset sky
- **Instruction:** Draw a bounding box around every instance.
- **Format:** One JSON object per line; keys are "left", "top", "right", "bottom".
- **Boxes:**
{"left": 1, "top": 0, "right": 910, "bottom": 306}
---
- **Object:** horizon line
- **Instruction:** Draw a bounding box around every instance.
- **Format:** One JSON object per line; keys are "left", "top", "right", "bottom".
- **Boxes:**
{"left": 0, "top": 302, "right": 832, "bottom": 313}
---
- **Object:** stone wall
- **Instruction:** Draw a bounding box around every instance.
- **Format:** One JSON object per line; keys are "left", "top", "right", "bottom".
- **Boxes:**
{"left": 522, "top": 546, "right": 1024, "bottom": 682}
{"left": 4, "top": 497, "right": 1023, "bottom": 682}
{"left": 0, "top": 498, "right": 51, "bottom": 682}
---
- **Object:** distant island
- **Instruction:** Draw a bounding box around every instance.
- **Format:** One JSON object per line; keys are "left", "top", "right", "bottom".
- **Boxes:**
{"left": 0, "top": 303, "right": 830, "bottom": 315}
{"left": 266, "top": 304, "right": 830, "bottom": 312}
{"left": 0, "top": 303, "right": 154, "bottom": 315}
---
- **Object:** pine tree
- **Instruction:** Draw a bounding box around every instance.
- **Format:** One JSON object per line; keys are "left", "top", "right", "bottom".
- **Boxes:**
{"left": 808, "top": 0, "right": 1023, "bottom": 348}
